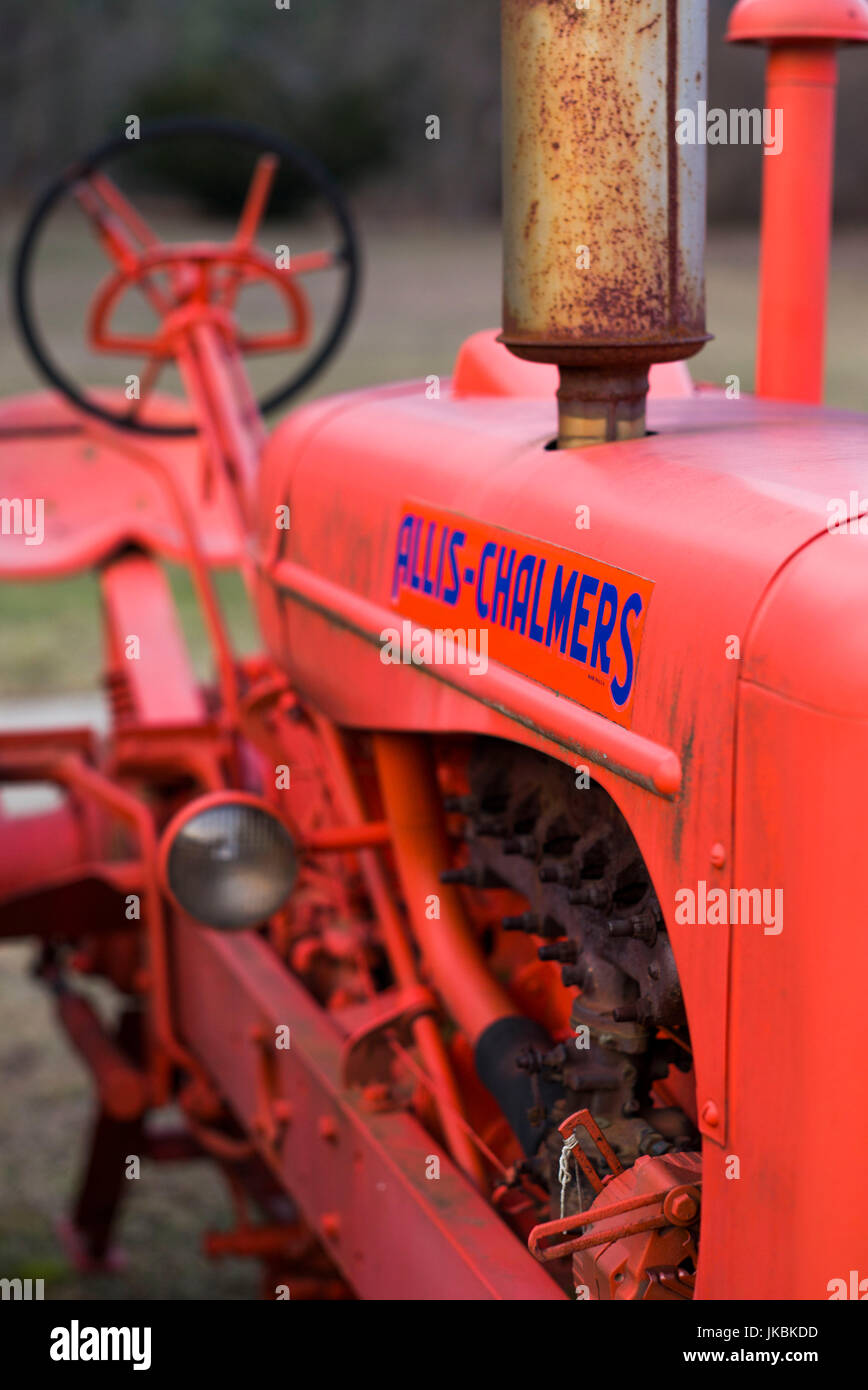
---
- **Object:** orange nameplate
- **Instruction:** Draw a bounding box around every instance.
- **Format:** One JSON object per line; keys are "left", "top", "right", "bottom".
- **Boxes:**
{"left": 389, "top": 503, "right": 653, "bottom": 729}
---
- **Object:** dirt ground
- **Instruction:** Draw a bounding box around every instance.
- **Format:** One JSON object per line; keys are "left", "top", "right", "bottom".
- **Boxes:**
{"left": 0, "top": 215, "right": 865, "bottom": 1298}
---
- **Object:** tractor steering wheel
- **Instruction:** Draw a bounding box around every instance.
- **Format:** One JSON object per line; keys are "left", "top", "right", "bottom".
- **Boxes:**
{"left": 12, "top": 117, "right": 360, "bottom": 436}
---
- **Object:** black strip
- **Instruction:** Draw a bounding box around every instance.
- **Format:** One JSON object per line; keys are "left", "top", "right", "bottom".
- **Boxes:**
{"left": 473, "top": 1014, "right": 560, "bottom": 1155}
{"left": 666, "top": 0, "right": 680, "bottom": 328}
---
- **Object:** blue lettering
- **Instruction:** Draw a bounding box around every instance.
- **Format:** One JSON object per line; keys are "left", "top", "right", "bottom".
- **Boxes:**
{"left": 477, "top": 541, "right": 497, "bottom": 619}
{"left": 492, "top": 546, "right": 516, "bottom": 626}
{"left": 529, "top": 559, "right": 546, "bottom": 643}
{"left": 391, "top": 514, "right": 415, "bottom": 599}
{"left": 442, "top": 530, "right": 466, "bottom": 605}
{"left": 421, "top": 521, "right": 437, "bottom": 595}
{"left": 545, "top": 566, "right": 577, "bottom": 653}
{"left": 434, "top": 526, "right": 448, "bottom": 598}
{"left": 410, "top": 517, "right": 424, "bottom": 590}
{"left": 590, "top": 582, "right": 618, "bottom": 673}
{"left": 570, "top": 574, "right": 599, "bottom": 663}
{"left": 509, "top": 555, "right": 536, "bottom": 634}
{"left": 610, "top": 592, "right": 643, "bottom": 708}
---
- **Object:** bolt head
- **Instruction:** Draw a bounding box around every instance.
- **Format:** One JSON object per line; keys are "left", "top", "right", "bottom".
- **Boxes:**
{"left": 318, "top": 1114, "right": 339, "bottom": 1142}
{"left": 701, "top": 1100, "right": 721, "bottom": 1128}
{"left": 321, "top": 1212, "right": 341, "bottom": 1240}
{"left": 362, "top": 1083, "right": 392, "bottom": 1111}
{"left": 669, "top": 1191, "right": 698, "bottom": 1223}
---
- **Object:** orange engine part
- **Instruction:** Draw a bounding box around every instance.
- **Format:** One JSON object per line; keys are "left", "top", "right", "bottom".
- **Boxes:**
{"left": 574, "top": 1151, "right": 702, "bottom": 1301}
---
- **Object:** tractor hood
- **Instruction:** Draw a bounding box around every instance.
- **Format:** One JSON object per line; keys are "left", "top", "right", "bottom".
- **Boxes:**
{"left": 255, "top": 338, "right": 868, "bottom": 778}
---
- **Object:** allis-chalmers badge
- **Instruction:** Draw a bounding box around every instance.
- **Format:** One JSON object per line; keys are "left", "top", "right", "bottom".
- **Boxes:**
{"left": 1, "top": 0, "right": 867, "bottom": 1304}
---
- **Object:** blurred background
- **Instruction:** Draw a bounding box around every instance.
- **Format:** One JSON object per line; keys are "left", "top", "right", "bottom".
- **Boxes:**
{"left": 3, "top": 0, "right": 868, "bottom": 221}
{"left": 0, "top": 0, "right": 865, "bottom": 1298}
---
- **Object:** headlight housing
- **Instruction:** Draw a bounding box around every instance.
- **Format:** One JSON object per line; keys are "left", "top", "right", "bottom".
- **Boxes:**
{"left": 159, "top": 794, "right": 297, "bottom": 930}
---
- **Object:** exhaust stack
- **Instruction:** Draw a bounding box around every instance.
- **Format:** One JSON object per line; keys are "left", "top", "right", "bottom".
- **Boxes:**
{"left": 500, "top": 0, "right": 709, "bottom": 448}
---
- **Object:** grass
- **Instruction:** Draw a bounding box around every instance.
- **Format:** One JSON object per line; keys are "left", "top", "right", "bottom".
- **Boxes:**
{"left": 0, "top": 213, "right": 865, "bottom": 1298}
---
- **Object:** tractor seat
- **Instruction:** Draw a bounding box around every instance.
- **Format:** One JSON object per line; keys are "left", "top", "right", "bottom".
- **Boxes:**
{"left": 0, "top": 392, "right": 244, "bottom": 579}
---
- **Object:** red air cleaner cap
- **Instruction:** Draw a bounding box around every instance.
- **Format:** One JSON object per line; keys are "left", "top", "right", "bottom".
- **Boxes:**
{"left": 727, "top": 0, "right": 868, "bottom": 44}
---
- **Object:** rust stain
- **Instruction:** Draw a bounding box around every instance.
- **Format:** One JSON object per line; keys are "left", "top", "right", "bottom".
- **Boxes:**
{"left": 501, "top": 0, "right": 708, "bottom": 363}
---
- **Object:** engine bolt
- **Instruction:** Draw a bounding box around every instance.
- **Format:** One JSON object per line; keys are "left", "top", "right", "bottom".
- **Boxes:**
{"left": 502, "top": 912, "right": 562, "bottom": 938}
{"left": 607, "top": 914, "right": 657, "bottom": 946}
{"left": 538, "top": 940, "right": 579, "bottom": 963}
{"left": 503, "top": 835, "right": 537, "bottom": 857}
{"left": 539, "top": 861, "right": 580, "bottom": 885}
{"left": 440, "top": 864, "right": 499, "bottom": 888}
{"left": 607, "top": 920, "right": 634, "bottom": 938}
{"left": 476, "top": 817, "right": 508, "bottom": 838}
{"left": 568, "top": 882, "right": 610, "bottom": 908}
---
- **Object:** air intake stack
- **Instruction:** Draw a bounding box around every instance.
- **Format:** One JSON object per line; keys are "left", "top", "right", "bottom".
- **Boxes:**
{"left": 500, "top": 0, "right": 709, "bottom": 448}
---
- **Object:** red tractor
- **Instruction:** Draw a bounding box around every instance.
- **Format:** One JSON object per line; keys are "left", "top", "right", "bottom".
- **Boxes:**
{"left": 1, "top": 0, "right": 867, "bottom": 1304}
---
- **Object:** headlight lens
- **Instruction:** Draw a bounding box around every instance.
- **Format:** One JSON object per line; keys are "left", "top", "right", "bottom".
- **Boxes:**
{"left": 163, "top": 799, "right": 296, "bottom": 930}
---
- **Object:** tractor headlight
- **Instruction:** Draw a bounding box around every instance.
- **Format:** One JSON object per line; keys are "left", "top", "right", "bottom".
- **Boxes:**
{"left": 160, "top": 794, "right": 297, "bottom": 930}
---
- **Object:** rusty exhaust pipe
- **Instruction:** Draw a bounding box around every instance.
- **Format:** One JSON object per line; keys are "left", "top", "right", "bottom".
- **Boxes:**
{"left": 500, "top": 0, "right": 710, "bottom": 448}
